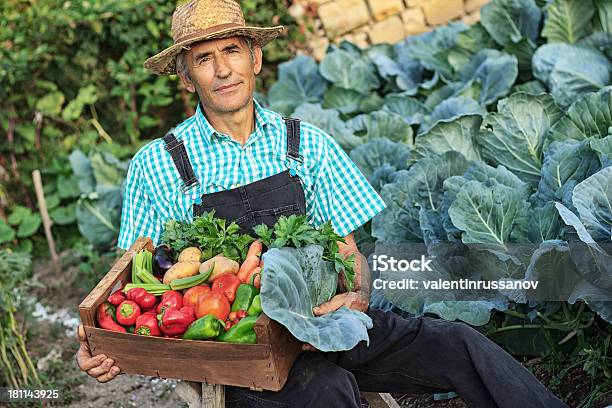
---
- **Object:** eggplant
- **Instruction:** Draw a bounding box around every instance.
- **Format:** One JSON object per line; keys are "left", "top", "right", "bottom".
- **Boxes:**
{"left": 153, "top": 244, "right": 174, "bottom": 279}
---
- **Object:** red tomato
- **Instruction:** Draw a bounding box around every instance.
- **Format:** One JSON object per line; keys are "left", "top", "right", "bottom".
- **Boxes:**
{"left": 211, "top": 273, "right": 242, "bottom": 302}
{"left": 183, "top": 285, "right": 211, "bottom": 309}
{"left": 195, "top": 292, "right": 230, "bottom": 321}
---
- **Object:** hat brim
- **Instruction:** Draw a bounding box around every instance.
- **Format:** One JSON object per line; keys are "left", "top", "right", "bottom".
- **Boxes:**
{"left": 143, "top": 25, "right": 284, "bottom": 75}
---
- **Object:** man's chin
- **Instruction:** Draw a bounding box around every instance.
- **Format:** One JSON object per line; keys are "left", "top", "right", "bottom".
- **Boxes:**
{"left": 211, "top": 98, "right": 250, "bottom": 114}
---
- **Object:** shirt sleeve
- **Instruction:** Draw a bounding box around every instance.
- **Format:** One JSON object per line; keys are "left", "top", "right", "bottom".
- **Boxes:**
{"left": 311, "top": 134, "right": 387, "bottom": 237}
{"left": 116, "top": 159, "right": 164, "bottom": 250}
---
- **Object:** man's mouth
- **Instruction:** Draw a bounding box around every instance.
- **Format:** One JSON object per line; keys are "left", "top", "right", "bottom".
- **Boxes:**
{"left": 215, "top": 82, "right": 241, "bottom": 92}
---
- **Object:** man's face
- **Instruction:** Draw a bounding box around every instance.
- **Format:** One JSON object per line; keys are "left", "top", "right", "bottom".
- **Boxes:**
{"left": 180, "top": 36, "right": 262, "bottom": 114}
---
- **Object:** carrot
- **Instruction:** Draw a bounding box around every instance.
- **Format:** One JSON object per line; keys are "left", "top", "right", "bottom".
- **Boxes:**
{"left": 252, "top": 273, "right": 261, "bottom": 289}
{"left": 246, "top": 267, "right": 261, "bottom": 289}
{"left": 238, "top": 255, "right": 260, "bottom": 282}
{"left": 238, "top": 241, "right": 263, "bottom": 282}
{"left": 247, "top": 240, "right": 262, "bottom": 259}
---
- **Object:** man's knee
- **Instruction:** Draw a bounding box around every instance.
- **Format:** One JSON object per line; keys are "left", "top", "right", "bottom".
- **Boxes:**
{"left": 306, "top": 362, "right": 361, "bottom": 406}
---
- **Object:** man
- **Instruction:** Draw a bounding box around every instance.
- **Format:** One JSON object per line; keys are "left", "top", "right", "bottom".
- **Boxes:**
{"left": 76, "top": 0, "right": 568, "bottom": 406}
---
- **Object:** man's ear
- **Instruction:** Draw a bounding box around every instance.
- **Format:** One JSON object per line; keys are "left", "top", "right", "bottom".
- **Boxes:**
{"left": 253, "top": 46, "right": 263, "bottom": 75}
{"left": 177, "top": 62, "right": 196, "bottom": 93}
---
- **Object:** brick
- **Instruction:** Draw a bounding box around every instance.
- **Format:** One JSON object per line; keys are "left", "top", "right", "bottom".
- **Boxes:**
{"left": 310, "top": 36, "right": 330, "bottom": 61}
{"left": 462, "top": 9, "right": 481, "bottom": 25}
{"left": 368, "top": 15, "right": 406, "bottom": 44}
{"left": 367, "top": 0, "right": 405, "bottom": 21}
{"left": 353, "top": 31, "right": 370, "bottom": 48}
{"left": 337, "top": 32, "right": 369, "bottom": 48}
{"left": 288, "top": 2, "right": 306, "bottom": 19}
{"left": 318, "top": 0, "right": 371, "bottom": 37}
{"left": 465, "top": 0, "right": 490, "bottom": 14}
{"left": 422, "top": 0, "right": 463, "bottom": 25}
{"left": 404, "top": 0, "right": 425, "bottom": 7}
{"left": 401, "top": 7, "right": 428, "bottom": 35}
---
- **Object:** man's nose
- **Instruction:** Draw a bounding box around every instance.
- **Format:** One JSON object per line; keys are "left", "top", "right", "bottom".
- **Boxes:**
{"left": 214, "top": 55, "right": 231, "bottom": 78}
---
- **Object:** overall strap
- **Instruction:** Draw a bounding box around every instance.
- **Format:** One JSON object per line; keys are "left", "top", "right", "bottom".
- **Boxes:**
{"left": 162, "top": 132, "right": 199, "bottom": 192}
{"left": 283, "top": 117, "right": 302, "bottom": 163}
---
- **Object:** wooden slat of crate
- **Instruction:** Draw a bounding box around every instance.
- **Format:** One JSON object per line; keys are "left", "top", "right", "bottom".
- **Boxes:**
{"left": 78, "top": 237, "right": 302, "bottom": 391}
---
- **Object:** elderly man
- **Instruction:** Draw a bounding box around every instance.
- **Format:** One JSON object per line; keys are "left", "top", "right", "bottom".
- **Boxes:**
{"left": 75, "top": 0, "right": 568, "bottom": 406}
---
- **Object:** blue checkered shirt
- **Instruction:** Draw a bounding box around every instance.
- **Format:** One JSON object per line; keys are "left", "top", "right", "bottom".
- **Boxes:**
{"left": 117, "top": 100, "right": 386, "bottom": 250}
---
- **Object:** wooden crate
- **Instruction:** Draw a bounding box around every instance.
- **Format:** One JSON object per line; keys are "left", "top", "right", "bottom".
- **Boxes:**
{"left": 78, "top": 237, "right": 303, "bottom": 391}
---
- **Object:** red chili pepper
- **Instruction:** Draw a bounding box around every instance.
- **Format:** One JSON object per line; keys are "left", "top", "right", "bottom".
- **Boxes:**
{"left": 96, "top": 302, "right": 126, "bottom": 333}
{"left": 116, "top": 300, "right": 141, "bottom": 326}
{"left": 156, "top": 290, "right": 183, "bottom": 314}
{"left": 126, "top": 288, "right": 156, "bottom": 310}
{"left": 135, "top": 313, "right": 161, "bottom": 336}
{"left": 158, "top": 306, "right": 196, "bottom": 336}
{"left": 107, "top": 289, "right": 126, "bottom": 306}
{"left": 212, "top": 273, "right": 242, "bottom": 303}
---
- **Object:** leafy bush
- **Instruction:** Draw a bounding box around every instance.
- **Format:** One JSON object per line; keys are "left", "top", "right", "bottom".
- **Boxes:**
{"left": 0, "top": 249, "right": 39, "bottom": 387}
{"left": 0, "top": 0, "right": 302, "bottom": 252}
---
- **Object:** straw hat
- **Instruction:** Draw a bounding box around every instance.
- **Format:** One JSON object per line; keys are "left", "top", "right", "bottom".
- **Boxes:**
{"left": 144, "top": 0, "right": 284, "bottom": 75}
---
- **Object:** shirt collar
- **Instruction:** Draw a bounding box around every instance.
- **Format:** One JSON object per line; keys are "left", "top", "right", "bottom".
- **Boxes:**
{"left": 194, "top": 98, "right": 279, "bottom": 145}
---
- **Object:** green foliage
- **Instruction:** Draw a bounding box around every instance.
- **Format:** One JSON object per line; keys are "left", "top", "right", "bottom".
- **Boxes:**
{"left": 162, "top": 210, "right": 255, "bottom": 262}
{"left": 0, "top": 249, "right": 40, "bottom": 388}
{"left": 1, "top": 0, "right": 302, "bottom": 252}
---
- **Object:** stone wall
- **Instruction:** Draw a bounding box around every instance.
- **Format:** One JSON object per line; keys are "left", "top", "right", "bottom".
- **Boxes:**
{"left": 289, "top": 0, "right": 490, "bottom": 60}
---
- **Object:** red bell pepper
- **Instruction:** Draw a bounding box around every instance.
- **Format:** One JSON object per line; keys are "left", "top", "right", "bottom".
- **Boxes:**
{"left": 158, "top": 306, "right": 195, "bottom": 336}
{"left": 126, "top": 288, "right": 156, "bottom": 310}
{"left": 107, "top": 289, "right": 126, "bottom": 306}
{"left": 212, "top": 273, "right": 242, "bottom": 303}
{"left": 135, "top": 312, "right": 161, "bottom": 336}
{"left": 97, "top": 302, "right": 126, "bottom": 333}
{"left": 116, "top": 300, "right": 141, "bottom": 326}
{"left": 156, "top": 290, "right": 183, "bottom": 314}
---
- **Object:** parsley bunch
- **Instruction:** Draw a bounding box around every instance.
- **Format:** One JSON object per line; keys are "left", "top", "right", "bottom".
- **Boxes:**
{"left": 254, "top": 215, "right": 356, "bottom": 291}
{"left": 161, "top": 211, "right": 254, "bottom": 263}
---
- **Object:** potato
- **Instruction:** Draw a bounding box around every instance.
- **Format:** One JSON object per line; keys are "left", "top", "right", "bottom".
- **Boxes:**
{"left": 163, "top": 261, "right": 200, "bottom": 284}
{"left": 200, "top": 255, "right": 239, "bottom": 282}
{"left": 178, "top": 247, "right": 202, "bottom": 263}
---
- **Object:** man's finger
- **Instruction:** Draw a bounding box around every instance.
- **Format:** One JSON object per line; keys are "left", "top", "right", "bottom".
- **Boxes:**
{"left": 96, "top": 366, "right": 121, "bottom": 383}
{"left": 313, "top": 295, "right": 343, "bottom": 316}
{"left": 77, "top": 351, "right": 107, "bottom": 371}
{"left": 76, "top": 326, "right": 91, "bottom": 354}
{"left": 77, "top": 325, "right": 86, "bottom": 342}
{"left": 302, "top": 343, "right": 319, "bottom": 352}
{"left": 87, "top": 358, "right": 114, "bottom": 378}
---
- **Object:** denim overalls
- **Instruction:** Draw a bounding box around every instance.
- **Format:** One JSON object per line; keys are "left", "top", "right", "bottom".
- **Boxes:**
{"left": 162, "top": 117, "right": 306, "bottom": 234}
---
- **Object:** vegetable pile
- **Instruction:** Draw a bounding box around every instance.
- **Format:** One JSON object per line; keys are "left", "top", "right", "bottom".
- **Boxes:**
{"left": 95, "top": 212, "right": 358, "bottom": 344}
{"left": 260, "top": 0, "right": 612, "bottom": 331}
{"left": 96, "top": 237, "right": 264, "bottom": 342}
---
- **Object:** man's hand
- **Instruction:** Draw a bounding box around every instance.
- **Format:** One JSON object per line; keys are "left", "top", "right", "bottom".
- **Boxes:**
{"left": 302, "top": 292, "right": 369, "bottom": 352}
{"left": 313, "top": 291, "right": 369, "bottom": 315}
{"left": 75, "top": 325, "right": 121, "bottom": 383}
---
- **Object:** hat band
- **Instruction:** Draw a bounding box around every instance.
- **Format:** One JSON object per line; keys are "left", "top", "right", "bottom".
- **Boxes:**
{"left": 175, "top": 23, "right": 245, "bottom": 44}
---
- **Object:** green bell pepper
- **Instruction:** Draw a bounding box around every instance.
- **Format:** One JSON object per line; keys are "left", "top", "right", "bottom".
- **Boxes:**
{"left": 183, "top": 315, "right": 226, "bottom": 340}
{"left": 217, "top": 315, "right": 258, "bottom": 344}
{"left": 231, "top": 278, "right": 259, "bottom": 312}
{"left": 247, "top": 294, "right": 262, "bottom": 316}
